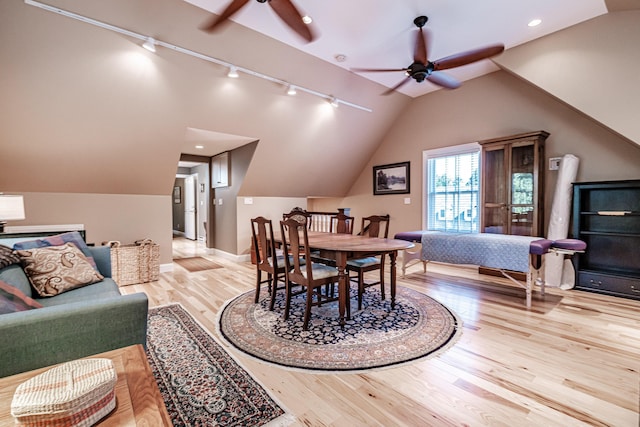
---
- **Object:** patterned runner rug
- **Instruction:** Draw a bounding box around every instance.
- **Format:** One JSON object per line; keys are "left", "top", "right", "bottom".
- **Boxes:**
{"left": 219, "top": 286, "right": 461, "bottom": 371}
{"left": 146, "top": 304, "right": 294, "bottom": 426}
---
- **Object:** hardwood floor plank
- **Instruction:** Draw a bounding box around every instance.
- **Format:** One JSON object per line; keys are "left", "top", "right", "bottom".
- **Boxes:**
{"left": 119, "top": 238, "right": 640, "bottom": 427}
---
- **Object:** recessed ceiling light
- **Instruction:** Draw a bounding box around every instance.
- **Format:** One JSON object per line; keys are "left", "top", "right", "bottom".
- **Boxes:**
{"left": 302, "top": 15, "right": 312, "bottom": 25}
{"left": 528, "top": 19, "right": 542, "bottom": 27}
{"left": 334, "top": 54, "right": 347, "bottom": 63}
{"left": 195, "top": 145, "right": 204, "bottom": 149}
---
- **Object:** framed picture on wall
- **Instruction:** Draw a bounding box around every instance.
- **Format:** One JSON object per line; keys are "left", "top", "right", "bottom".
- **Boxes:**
{"left": 373, "top": 162, "right": 410, "bottom": 195}
{"left": 173, "top": 186, "right": 181, "bottom": 203}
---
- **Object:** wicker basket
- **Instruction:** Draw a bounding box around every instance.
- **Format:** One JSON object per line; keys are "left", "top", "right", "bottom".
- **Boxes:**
{"left": 11, "top": 358, "right": 117, "bottom": 427}
{"left": 104, "top": 239, "right": 159, "bottom": 286}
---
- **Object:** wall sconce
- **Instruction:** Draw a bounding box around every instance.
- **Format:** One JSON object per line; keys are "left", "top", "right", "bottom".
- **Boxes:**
{"left": 0, "top": 194, "right": 26, "bottom": 233}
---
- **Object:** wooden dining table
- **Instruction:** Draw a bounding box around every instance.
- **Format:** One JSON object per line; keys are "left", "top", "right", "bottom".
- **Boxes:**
{"left": 300, "top": 231, "right": 415, "bottom": 326}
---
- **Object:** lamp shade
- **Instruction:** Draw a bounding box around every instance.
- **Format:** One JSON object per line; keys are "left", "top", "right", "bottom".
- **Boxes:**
{"left": 0, "top": 195, "right": 25, "bottom": 221}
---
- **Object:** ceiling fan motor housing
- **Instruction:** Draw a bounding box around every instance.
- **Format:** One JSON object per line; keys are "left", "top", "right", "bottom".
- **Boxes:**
{"left": 407, "top": 62, "right": 434, "bottom": 82}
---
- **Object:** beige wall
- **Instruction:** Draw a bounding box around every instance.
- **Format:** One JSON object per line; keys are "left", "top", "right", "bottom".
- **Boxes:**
{"left": 11, "top": 193, "right": 173, "bottom": 265}
{"left": 236, "top": 197, "right": 308, "bottom": 258}
{"left": 310, "top": 70, "right": 640, "bottom": 239}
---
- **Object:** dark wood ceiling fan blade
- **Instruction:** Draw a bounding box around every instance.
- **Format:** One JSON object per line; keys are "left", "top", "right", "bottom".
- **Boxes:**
{"left": 351, "top": 67, "right": 409, "bottom": 73}
{"left": 382, "top": 77, "right": 412, "bottom": 95}
{"left": 427, "top": 71, "right": 461, "bottom": 89}
{"left": 414, "top": 27, "right": 428, "bottom": 64}
{"left": 433, "top": 44, "right": 505, "bottom": 70}
{"left": 200, "top": 0, "right": 250, "bottom": 33}
{"left": 269, "top": 0, "right": 315, "bottom": 42}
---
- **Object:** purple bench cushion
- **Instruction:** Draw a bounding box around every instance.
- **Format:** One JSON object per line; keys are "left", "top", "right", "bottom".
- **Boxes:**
{"left": 394, "top": 231, "right": 425, "bottom": 243}
{"left": 552, "top": 239, "right": 587, "bottom": 251}
{"left": 529, "top": 239, "right": 553, "bottom": 255}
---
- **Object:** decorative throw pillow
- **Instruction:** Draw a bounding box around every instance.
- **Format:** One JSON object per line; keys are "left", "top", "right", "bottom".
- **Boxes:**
{"left": 13, "top": 231, "right": 97, "bottom": 270}
{"left": 17, "top": 243, "right": 104, "bottom": 297}
{"left": 0, "top": 244, "right": 21, "bottom": 269}
{"left": 0, "top": 279, "right": 43, "bottom": 314}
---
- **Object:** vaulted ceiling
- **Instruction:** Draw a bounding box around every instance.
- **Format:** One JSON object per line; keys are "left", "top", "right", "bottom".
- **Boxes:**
{"left": 1, "top": 0, "right": 638, "bottom": 198}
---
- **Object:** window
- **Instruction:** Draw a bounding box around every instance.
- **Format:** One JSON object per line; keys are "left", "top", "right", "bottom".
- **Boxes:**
{"left": 423, "top": 143, "right": 480, "bottom": 233}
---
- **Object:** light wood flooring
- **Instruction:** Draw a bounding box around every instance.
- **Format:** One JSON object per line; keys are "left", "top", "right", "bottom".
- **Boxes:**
{"left": 119, "top": 238, "right": 640, "bottom": 427}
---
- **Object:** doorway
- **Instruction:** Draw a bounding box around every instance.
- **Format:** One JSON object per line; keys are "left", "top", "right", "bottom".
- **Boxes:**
{"left": 184, "top": 174, "right": 198, "bottom": 240}
{"left": 174, "top": 160, "right": 210, "bottom": 242}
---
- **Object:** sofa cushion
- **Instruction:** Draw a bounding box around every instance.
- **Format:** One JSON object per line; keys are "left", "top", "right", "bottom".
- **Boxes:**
{"left": 17, "top": 243, "right": 104, "bottom": 297}
{"left": 13, "top": 231, "right": 97, "bottom": 270}
{"left": 0, "top": 264, "right": 34, "bottom": 297}
{"left": 0, "top": 279, "right": 42, "bottom": 314}
{"left": 0, "top": 244, "right": 21, "bottom": 269}
{"left": 36, "top": 278, "right": 121, "bottom": 307}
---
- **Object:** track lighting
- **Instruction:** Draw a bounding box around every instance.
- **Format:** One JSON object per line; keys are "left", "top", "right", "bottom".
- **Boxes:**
{"left": 227, "top": 67, "right": 239, "bottom": 78}
{"left": 142, "top": 37, "right": 156, "bottom": 52}
{"left": 24, "top": 0, "right": 371, "bottom": 112}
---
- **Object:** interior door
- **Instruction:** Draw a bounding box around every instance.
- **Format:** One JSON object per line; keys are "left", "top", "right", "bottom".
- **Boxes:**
{"left": 184, "top": 175, "right": 197, "bottom": 240}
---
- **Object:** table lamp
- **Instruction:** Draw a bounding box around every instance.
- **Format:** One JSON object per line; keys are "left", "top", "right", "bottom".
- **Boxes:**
{"left": 0, "top": 194, "right": 25, "bottom": 233}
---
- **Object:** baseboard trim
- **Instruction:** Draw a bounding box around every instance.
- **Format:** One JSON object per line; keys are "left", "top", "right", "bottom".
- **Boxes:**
{"left": 205, "top": 248, "right": 251, "bottom": 263}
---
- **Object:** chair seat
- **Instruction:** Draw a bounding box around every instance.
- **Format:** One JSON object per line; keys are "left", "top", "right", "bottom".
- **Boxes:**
{"left": 268, "top": 255, "right": 305, "bottom": 268}
{"left": 347, "top": 256, "right": 380, "bottom": 268}
{"left": 302, "top": 263, "right": 339, "bottom": 280}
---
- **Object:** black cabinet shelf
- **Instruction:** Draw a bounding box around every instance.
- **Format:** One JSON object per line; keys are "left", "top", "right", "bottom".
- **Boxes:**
{"left": 579, "top": 231, "right": 640, "bottom": 238}
{"left": 572, "top": 180, "right": 640, "bottom": 300}
{"left": 580, "top": 211, "right": 640, "bottom": 216}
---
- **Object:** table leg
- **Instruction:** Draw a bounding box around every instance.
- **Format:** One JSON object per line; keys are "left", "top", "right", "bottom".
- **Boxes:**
{"left": 390, "top": 251, "right": 397, "bottom": 309}
{"left": 336, "top": 252, "right": 348, "bottom": 327}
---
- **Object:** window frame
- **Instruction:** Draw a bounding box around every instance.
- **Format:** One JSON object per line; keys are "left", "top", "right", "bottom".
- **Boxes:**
{"left": 422, "top": 142, "right": 481, "bottom": 232}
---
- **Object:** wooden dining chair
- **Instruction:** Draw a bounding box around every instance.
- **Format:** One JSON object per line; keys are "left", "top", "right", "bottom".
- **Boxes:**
{"left": 282, "top": 207, "right": 312, "bottom": 229}
{"left": 250, "top": 216, "right": 289, "bottom": 311}
{"left": 347, "top": 214, "right": 390, "bottom": 311}
{"left": 330, "top": 212, "right": 355, "bottom": 234}
{"left": 280, "top": 217, "right": 340, "bottom": 330}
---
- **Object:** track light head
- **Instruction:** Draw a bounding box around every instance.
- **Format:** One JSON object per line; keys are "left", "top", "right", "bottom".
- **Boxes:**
{"left": 142, "top": 37, "right": 156, "bottom": 52}
{"left": 227, "top": 66, "right": 239, "bottom": 78}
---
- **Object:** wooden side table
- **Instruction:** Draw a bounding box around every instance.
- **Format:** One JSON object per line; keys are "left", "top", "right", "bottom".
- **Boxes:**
{"left": 0, "top": 345, "right": 171, "bottom": 426}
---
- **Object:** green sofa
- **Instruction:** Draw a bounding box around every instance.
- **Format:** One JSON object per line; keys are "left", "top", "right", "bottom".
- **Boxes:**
{"left": 0, "top": 244, "right": 149, "bottom": 378}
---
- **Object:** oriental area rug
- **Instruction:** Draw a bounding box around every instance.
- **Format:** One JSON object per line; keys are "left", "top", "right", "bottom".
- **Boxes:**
{"left": 218, "top": 286, "right": 461, "bottom": 372}
{"left": 146, "top": 304, "right": 294, "bottom": 427}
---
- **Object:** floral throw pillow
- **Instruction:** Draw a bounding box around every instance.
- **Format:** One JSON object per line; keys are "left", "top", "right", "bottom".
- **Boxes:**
{"left": 0, "top": 279, "right": 42, "bottom": 314}
{"left": 17, "top": 243, "right": 104, "bottom": 297}
{"left": 0, "top": 244, "right": 21, "bottom": 269}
